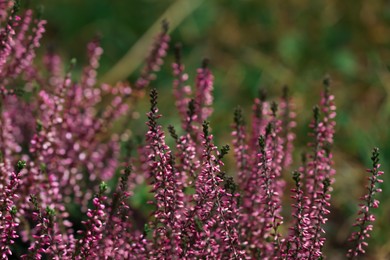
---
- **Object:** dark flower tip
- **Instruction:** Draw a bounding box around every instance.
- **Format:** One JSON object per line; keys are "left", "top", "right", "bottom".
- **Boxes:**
{"left": 124, "top": 165, "right": 132, "bottom": 174}
{"left": 202, "top": 121, "right": 210, "bottom": 137}
{"left": 187, "top": 99, "right": 195, "bottom": 118}
{"left": 292, "top": 171, "right": 301, "bottom": 183}
{"left": 224, "top": 176, "right": 238, "bottom": 194}
{"left": 371, "top": 147, "right": 380, "bottom": 167}
{"left": 10, "top": 206, "right": 17, "bottom": 216}
{"left": 68, "top": 58, "right": 77, "bottom": 71}
{"left": 29, "top": 195, "right": 39, "bottom": 209}
{"left": 16, "top": 160, "right": 26, "bottom": 173}
{"left": 258, "top": 135, "right": 265, "bottom": 150}
{"left": 144, "top": 223, "right": 151, "bottom": 236}
{"left": 150, "top": 88, "right": 158, "bottom": 111}
{"left": 99, "top": 181, "right": 108, "bottom": 193}
{"left": 323, "top": 142, "right": 332, "bottom": 157}
{"left": 323, "top": 178, "right": 331, "bottom": 192}
{"left": 323, "top": 75, "right": 331, "bottom": 86}
{"left": 202, "top": 58, "right": 210, "bottom": 69}
{"left": 234, "top": 106, "right": 245, "bottom": 126}
{"left": 313, "top": 105, "right": 320, "bottom": 125}
{"left": 301, "top": 152, "right": 307, "bottom": 164}
{"left": 168, "top": 125, "right": 178, "bottom": 141}
{"left": 265, "top": 122, "right": 273, "bottom": 136}
{"left": 35, "top": 5, "right": 44, "bottom": 19}
{"left": 218, "top": 145, "right": 230, "bottom": 160}
{"left": 161, "top": 19, "right": 169, "bottom": 33}
{"left": 13, "top": 0, "right": 21, "bottom": 13}
{"left": 174, "top": 43, "right": 182, "bottom": 64}
{"left": 282, "top": 85, "right": 289, "bottom": 99}
{"left": 46, "top": 206, "right": 56, "bottom": 216}
{"left": 259, "top": 88, "right": 267, "bottom": 101}
{"left": 271, "top": 101, "right": 278, "bottom": 116}
{"left": 323, "top": 75, "right": 331, "bottom": 97}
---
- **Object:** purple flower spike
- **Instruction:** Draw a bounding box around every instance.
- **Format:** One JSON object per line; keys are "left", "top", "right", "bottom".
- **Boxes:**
{"left": 347, "top": 148, "right": 383, "bottom": 259}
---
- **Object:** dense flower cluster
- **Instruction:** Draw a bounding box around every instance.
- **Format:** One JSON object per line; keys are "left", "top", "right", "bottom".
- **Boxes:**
{"left": 0, "top": 3, "right": 384, "bottom": 259}
{"left": 0, "top": 1, "right": 45, "bottom": 96}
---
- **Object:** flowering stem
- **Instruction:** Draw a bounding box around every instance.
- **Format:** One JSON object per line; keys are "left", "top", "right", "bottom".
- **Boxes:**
{"left": 347, "top": 148, "right": 383, "bottom": 259}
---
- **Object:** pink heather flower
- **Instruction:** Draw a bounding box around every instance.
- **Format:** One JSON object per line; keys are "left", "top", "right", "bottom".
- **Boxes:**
{"left": 144, "top": 89, "right": 185, "bottom": 258}
{"left": 74, "top": 182, "right": 108, "bottom": 259}
{"left": 172, "top": 44, "right": 192, "bottom": 128}
{"left": 0, "top": 6, "right": 46, "bottom": 96}
{"left": 296, "top": 79, "right": 336, "bottom": 258}
{"left": 0, "top": 4, "right": 384, "bottom": 258}
{"left": 347, "top": 148, "right": 384, "bottom": 259}
{"left": 279, "top": 86, "right": 296, "bottom": 169}
{"left": 26, "top": 41, "right": 132, "bottom": 213}
{"left": 0, "top": 108, "right": 22, "bottom": 177}
{"left": 0, "top": 206, "right": 19, "bottom": 259}
{"left": 0, "top": 161, "right": 25, "bottom": 259}
{"left": 1, "top": 95, "right": 36, "bottom": 146}
{"left": 256, "top": 131, "right": 283, "bottom": 257}
{"left": 307, "top": 178, "right": 332, "bottom": 259}
{"left": 135, "top": 20, "right": 170, "bottom": 90}
{"left": 239, "top": 104, "right": 285, "bottom": 258}
{"left": 267, "top": 102, "right": 285, "bottom": 228}
{"left": 0, "top": 1, "right": 13, "bottom": 22}
{"left": 320, "top": 77, "right": 336, "bottom": 146}
{"left": 7, "top": 18, "right": 46, "bottom": 79}
{"left": 27, "top": 70, "right": 75, "bottom": 216}
{"left": 194, "top": 59, "right": 214, "bottom": 124}
{"left": 285, "top": 171, "right": 311, "bottom": 259}
{"left": 21, "top": 196, "right": 57, "bottom": 259}
{"left": 232, "top": 106, "right": 250, "bottom": 189}
{"left": 43, "top": 48, "right": 63, "bottom": 88}
{"left": 246, "top": 90, "right": 272, "bottom": 184}
{"left": 81, "top": 37, "right": 103, "bottom": 89}
{"left": 168, "top": 125, "right": 198, "bottom": 187}
{"left": 304, "top": 106, "right": 323, "bottom": 202}
{"left": 185, "top": 122, "right": 242, "bottom": 259}
{"left": 250, "top": 89, "right": 270, "bottom": 152}
{"left": 14, "top": 10, "right": 33, "bottom": 59}
{"left": 98, "top": 166, "right": 142, "bottom": 259}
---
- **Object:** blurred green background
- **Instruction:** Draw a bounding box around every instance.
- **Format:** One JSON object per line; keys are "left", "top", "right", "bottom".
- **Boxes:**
{"left": 36, "top": 0, "right": 390, "bottom": 258}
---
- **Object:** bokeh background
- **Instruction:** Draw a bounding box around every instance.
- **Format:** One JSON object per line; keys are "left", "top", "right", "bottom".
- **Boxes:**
{"left": 35, "top": 0, "right": 390, "bottom": 258}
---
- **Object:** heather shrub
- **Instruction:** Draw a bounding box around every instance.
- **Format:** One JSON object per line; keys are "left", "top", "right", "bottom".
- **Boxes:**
{"left": 0, "top": 2, "right": 385, "bottom": 259}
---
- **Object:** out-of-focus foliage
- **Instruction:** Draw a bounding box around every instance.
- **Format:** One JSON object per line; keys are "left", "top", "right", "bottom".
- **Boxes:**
{"left": 38, "top": 0, "right": 390, "bottom": 258}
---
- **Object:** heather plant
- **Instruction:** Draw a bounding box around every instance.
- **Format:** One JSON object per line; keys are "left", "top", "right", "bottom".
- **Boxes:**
{"left": 0, "top": 2, "right": 385, "bottom": 259}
